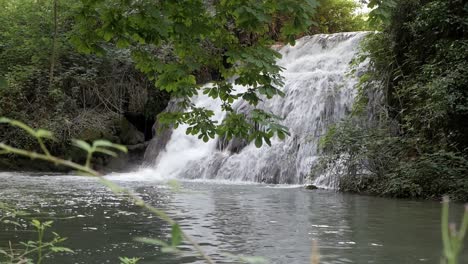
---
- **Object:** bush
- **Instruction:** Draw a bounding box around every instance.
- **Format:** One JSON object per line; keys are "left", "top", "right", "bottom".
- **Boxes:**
{"left": 0, "top": 0, "right": 168, "bottom": 167}
{"left": 317, "top": 0, "right": 468, "bottom": 202}
{"left": 385, "top": 152, "right": 468, "bottom": 201}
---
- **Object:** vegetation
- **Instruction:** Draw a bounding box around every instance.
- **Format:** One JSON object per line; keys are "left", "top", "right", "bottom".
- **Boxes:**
{"left": 0, "top": 0, "right": 369, "bottom": 171}
{"left": 72, "top": 0, "right": 322, "bottom": 148}
{"left": 0, "top": 202, "right": 73, "bottom": 264}
{"left": 308, "top": 0, "right": 368, "bottom": 34}
{"left": 0, "top": 0, "right": 168, "bottom": 170}
{"left": 3, "top": 0, "right": 467, "bottom": 261}
{"left": 318, "top": 0, "right": 468, "bottom": 201}
{"left": 0, "top": 117, "right": 467, "bottom": 264}
{"left": 441, "top": 198, "right": 468, "bottom": 264}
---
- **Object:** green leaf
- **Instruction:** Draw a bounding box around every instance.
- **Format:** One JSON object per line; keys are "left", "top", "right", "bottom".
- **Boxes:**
{"left": 171, "top": 224, "right": 182, "bottom": 247}
{"left": 20, "top": 241, "right": 36, "bottom": 247}
{"left": 72, "top": 139, "right": 92, "bottom": 152}
{"left": 239, "top": 256, "right": 268, "bottom": 264}
{"left": 254, "top": 136, "right": 263, "bottom": 148}
{"left": 134, "top": 237, "right": 169, "bottom": 247}
{"left": 2, "top": 219, "right": 22, "bottom": 227}
{"left": 277, "top": 131, "right": 285, "bottom": 140}
{"left": 31, "top": 219, "right": 41, "bottom": 229}
{"left": 119, "top": 257, "right": 141, "bottom": 264}
{"left": 36, "top": 129, "right": 55, "bottom": 139}
{"left": 92, "top": 140, "right": 115, "bottom": 148}
{"left": 134, "top": 237, "right": 180, "bottom": 254}
{"left": 50, "top": 247, "right": 74, "bottom": 253}
{"left": 103, "top": 32, "right": 114, "bottom": 41}
{"left": 94, "top": 147, "right": 118, "bottom": 157}
{"left": 117, "top": 38, "right": 130, "bottom": 48}
{"left": 93, "top": 140, "right": 128, "bottom": 153}
{"left": 167, "top": 179, "right": 181, "bottom": 192}
{"left": 161, "top": 247, "right": 179, "bottom": 254}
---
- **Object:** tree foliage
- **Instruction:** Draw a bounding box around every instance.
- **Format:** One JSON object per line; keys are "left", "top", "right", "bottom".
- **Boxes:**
{"left": 318, "top": 0, "right": 468, "bottom": 201}
{"left": 0, "top": 0, "right": 168, "bottom": 165}
{"left": 72, "top": 0, "right": 319, "bottom": 146}
{"left": 308, "top": 0, "right": 369, "bottom": 34}
{"left": 0, "top": 0, "right": 370, "bottom": 170}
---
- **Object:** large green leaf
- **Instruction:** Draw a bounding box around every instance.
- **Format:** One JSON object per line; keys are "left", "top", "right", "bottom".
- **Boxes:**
{"left": 171, "top": 224, "right": 182, "bottom": 247}
{"left": 72, "top": 139, "right": 92, "bottom": 152}
{"left": 94, "top": 147, "right": 118, "bottom": 157}
{"left": 93, "top": 140, "right": 128, "bottom": 153}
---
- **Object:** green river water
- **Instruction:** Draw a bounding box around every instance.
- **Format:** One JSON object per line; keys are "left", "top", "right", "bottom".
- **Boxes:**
{"left": 0, "top": 172, "right": 466, "bottom": 264}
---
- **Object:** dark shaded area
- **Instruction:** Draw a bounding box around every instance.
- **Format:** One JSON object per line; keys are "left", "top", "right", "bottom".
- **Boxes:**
{"left": 123, "top": 112, "right": 155, "bottom": 141}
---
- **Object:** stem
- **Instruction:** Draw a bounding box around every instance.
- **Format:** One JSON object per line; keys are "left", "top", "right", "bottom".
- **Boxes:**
{"left": 37, "top": 226, "right": 44, "bottom": 264}
{"left": 37, "top": 138, "right": 51, "bottom": 157}
{"left": 458, "top": 206, "right": 468, "bottom": 241}
{"left": 0, "top": 143, "right": 99, "bottom": 175}
{"left": 18, "top": 243, "right": 49, "bottom": 258}
{"left": 85, "top": 151, "right": 92, "bottom": 168}
{"left": 442, "top": 197, "right": 453, "bottom": 263}
{"left": 17, "top": 243, "right": 54, "bottom": 261}
{"left": 9, "top": 241, "right": 14, "bottom": 263}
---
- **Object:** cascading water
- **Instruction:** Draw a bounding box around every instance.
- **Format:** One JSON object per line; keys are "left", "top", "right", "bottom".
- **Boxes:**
{"left": 142, "top": 32, "right": 368, "bottom": 187}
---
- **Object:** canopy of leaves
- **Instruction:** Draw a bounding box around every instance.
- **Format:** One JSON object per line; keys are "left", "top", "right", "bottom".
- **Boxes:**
{"left": 308, "top": 0, "right": 369, "bottom": 34}
{"left": 73, "top": 0, "right": 319, "bottom": 146}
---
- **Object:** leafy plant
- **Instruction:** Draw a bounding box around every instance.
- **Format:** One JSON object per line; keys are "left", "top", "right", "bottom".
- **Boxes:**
{"left": 72, "top": 139, "right": 127, "bottom": 168}
{"left": 441, "top": 197, "right": 468, "bottom": 264}
{"left": 0, "top": 202, "right": 28, "bottom": 228}
{"left": 119, "top": 257, "right": 141, "bottom": 264}
{"left": 0, "top": 219, "right": 73, "bottom": 264}
{"left": 367, "top": 0, "right": 397, "bottom": 28}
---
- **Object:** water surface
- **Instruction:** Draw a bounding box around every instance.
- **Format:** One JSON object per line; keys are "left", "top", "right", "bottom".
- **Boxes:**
{"left": 0, "top": 172, "right": 466, "bottom": 264}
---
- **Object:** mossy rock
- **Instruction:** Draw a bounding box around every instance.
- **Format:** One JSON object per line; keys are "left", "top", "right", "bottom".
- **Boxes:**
{"left": 305, "top": 184, "right": 319, "bottom": 190}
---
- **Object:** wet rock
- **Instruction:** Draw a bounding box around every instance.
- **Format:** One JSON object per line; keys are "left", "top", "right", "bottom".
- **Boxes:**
{"left": 305, "top": 184, "right": 319, "bottom": 190}
{"left": 143, "top": 100, "right": 183, "bottom": 165}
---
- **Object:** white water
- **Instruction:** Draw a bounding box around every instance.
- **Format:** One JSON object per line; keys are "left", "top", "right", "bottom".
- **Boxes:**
{"left": 130, "top": 32, "right": 368, "bottom": 187}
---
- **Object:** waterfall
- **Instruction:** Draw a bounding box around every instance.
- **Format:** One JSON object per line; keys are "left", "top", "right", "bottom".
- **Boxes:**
{"left": 142, "top": 32, "right": 368, "bottom": 187}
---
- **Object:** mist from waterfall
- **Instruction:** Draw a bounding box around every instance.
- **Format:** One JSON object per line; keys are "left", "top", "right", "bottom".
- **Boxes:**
{"left": 139, "top": 32, "right": 369, "bottom": 187}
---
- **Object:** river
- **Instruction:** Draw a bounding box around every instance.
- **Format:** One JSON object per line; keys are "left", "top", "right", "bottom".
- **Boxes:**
{"left": 0, "top": 172, "right": 466, "bottom": 264}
